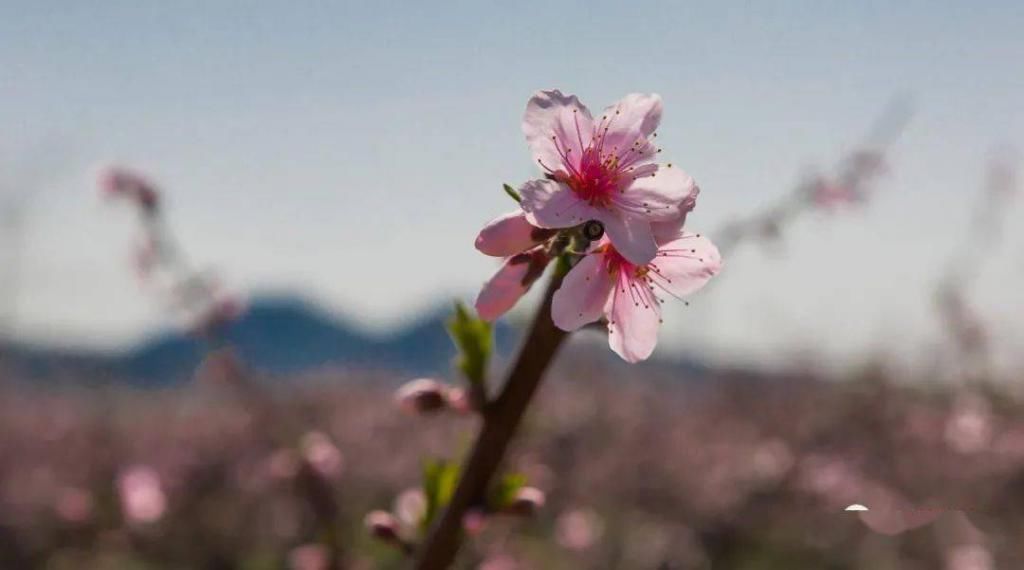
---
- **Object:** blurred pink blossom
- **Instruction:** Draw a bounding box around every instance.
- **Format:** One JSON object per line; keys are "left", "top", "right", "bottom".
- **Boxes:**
{"left": 555, "top": 508, "right": 604, "bottom": 551}
{"left": 462, "top": 508, "right": 488, "bottom": 536}
{"left": 945, "top": 393, "right": 993, "bottom": 454}
{"left": 265, "top": 449, "right": 301, "bottom": 481}
{"left": 99, "top": 166, "right": 160, "bottom": 213}
{"left": 478, "top": 554, "right": 521, "bottom": 570}
{"left": 288, "top": 543, "right": 329, "bottom": 570}
{"left": 188, "top": 294, "right": 246, "bottom": 338}
{"left": 117, "top": 465, "right": 167, "bottom": 524}
{"left": 393, "top": 488, "right": 427, "bottom": 529}
{"left": 54, "top": 486, "right": 94, "bottom": 523}
{"left": 300, "top": 431, "right": 344, "bottom": 479}
{"left": 945, "top": 544, "right": 994, "bottom": 570}
{"left": 364, "top": 510, "right": 401, "bottom": 542}
{"left": 506, "top": 486, "right": 545, "bottom": 516}
{"left": 395, "top": 378, "right": 450, "bottom": 414}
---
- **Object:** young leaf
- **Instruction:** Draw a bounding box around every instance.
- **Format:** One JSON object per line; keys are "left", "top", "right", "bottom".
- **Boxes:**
{"left": 488, "top": 472, "right": 527, "bottom": 511}
{"left": 422, "top": 459, "right": 461, "bottom": 529}
{"left": 447, "top": 301, "right": 492, "bottom": 388}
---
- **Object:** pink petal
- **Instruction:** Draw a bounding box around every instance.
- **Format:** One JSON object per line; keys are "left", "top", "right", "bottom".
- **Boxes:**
{"left": 551, "top": 254, "right": 615, "bottom": 331}
{"left": 475, "top": 250, "right": 546, "bottom": 322}
{"left": 599, "top": 213, "right": 658, "bottom": 266}
{"left": 647, "top": 231, "right": 721, "bottom": 298}
{"left": 520, "top": 178, "right": 602, "bottom": 229}
{"left": 523, "top": 90, "right": 594, "bottom": 174}
{"left": 475, "top": 210, "right": 554, "bottom": 257}
{"left": 614, "top": 164, "right": 697, "bottom": 222}
{"left": 597, "top": 93, "right": 662, "bottom": 153}
{"left": 607, "top": 272, "right": 661, "bottom": 363}
{"left": 652, "top": 184, "right": 701, "bottom": 243}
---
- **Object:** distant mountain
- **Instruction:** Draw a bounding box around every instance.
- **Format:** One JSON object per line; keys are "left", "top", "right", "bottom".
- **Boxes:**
{"left": 117, "top": 295, "right": 520, "bottom": 385}
{"left": 0, "top": 294, "right": 710, "bottom": 387}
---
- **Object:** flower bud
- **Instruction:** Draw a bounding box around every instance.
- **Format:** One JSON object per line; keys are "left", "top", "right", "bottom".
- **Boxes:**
{"left": 98, "top": 166, "right": 160, "bottom": 214}
{"left": 505, "top": 486, "right": 545, "bottom": 517}
{"left": 395, "top": 378, "right": 449, "bottom": 414}
{"left": 189, "top": 294, "right": 246, "bottom": 338}
{"left": 462, "top": 508, "right": 488, "bottom": 536}
{"left": 475, "top": 210, "right": 554, "bottom": 257}
{"left": 393, "top": 488, "right": 427, "bottom": 528}
{"left": 444, "top": 386, "right": 475, "bottom": 414}
{"left": 300, "top": 431, "right": 345, "bottom": 479}
{"left": 364, "top": 510, "right": 401, "bottom": 543}
{"left": 288, "top": 543, "right": 328, "bottom": 570}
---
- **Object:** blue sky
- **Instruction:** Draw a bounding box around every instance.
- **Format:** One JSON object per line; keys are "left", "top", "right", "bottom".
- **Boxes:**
{"left": 1, "top": 1, "right": 1022, "bottom": 369}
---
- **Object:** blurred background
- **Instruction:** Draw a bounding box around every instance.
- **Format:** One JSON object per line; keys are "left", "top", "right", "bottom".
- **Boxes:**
{"left": 1, "top": 2, "right": 1023, "bottom": 568}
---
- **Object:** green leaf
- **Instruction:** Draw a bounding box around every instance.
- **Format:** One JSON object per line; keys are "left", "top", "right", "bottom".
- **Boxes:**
{"left": 422, "top": 459, "right": 461, "bottom": 529}
{"left": 502, "top": 183, "right": 522, "bottom": 203}
{"left": 447, "top": 301, "right": 492, "bottom": 387}
{"left": 488, "top": 472, "right": 527, "bottom": 511}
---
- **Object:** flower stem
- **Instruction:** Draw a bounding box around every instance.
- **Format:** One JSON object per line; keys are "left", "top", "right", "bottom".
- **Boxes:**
{"left": 411, "top": 271, "right": 569, "bottom": 569}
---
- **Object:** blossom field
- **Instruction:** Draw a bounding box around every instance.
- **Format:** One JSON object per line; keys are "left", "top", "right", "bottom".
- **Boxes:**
{"left": 2, "top": 3, "right": 1023, "bottom": 569}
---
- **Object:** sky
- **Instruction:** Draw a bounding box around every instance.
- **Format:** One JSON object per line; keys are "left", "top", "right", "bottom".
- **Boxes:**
{"left": 0, "top": 1, "right": 1022, "bottom": 370}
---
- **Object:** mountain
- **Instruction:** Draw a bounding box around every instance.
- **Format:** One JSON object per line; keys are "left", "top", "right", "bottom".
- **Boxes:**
{"left": 117, "top": 295, "right": 520, "bottom": 385}
{"left": 0, "top": 294, "right": 708, "bottom": 387}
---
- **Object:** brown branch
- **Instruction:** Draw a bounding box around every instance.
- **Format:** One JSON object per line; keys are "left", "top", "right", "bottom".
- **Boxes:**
{"left": 411, "top": 271, "right": 569, "bottom": 569}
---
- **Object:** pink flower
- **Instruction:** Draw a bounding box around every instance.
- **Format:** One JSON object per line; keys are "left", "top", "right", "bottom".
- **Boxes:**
{"left": 552, "top": 229, "right": 720, "bottom": 362}
{"left": 519, "top": 90, "right": 695, "bottom": 265}
{"left": 394, "top": 378, "right": 450, "bottom": 413}
{"left": 364, "top": 510, "right": 402, "bottom": 542}
{"left": 288, "top": 544, "right": 329, "bottom": 570}
{"left": 55, "top": 487, "right": 94, "bottom": 523}
{"left": 475, "top": 246, "right": 549, "bottom": 322}
{"left": 98, "top": 166, "right": 160, "bottom": 213}
{"left": 475, "top": 210, "right": 556, "bottom": 257}
{"left": 809, "top": 177, "right": 858, "bottom": 209}
{"left": 188, "top": 293, "right": 246, "bottom": 338}
{"left": 300, "top": 431, "right": 345, "bottom": 479}
{"left": 117, "top": 465, "right": 167, "bottom": 524}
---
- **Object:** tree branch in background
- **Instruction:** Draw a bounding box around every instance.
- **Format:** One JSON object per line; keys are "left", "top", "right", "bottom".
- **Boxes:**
{"left": 714, "top": 97, "right": 914, "bottom": 257}
{"left": 101, "top": 167, "right": 348, "bottom": 569}
{"left": 934, "top": 148, "right": 1019, "bottom": 385}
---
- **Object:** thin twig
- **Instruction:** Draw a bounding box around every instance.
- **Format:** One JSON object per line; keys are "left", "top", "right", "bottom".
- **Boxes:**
{"left": 412, "top": 270, "right": 569, "bottom": 569}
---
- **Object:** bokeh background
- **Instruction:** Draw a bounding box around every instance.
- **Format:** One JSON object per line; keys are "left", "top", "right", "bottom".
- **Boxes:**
{"left": 1, "top": 2, "right": 1023, "bottom": 569}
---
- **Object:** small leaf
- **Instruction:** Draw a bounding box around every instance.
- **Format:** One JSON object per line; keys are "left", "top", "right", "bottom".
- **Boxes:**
{"left": 489, "top": 472, "right": 527, "bottom": 511}
{"left": 447, "top": 301, "right": 492, "bottom": 387}
{"left": 503, "top": 183, "right": 522, "bottom": 203}
{"left": 422, "top": 459, "right": 461, "bottom": 529}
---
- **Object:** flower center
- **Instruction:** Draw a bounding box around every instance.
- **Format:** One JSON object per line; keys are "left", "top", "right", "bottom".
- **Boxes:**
{"left": 560, "top": 148, "right": 619, "bottom": 207}
{"left": 539, "top": 109, "right": 660, "bottom": 209}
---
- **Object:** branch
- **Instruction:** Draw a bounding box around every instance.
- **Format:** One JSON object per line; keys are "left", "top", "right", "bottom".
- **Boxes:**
{"left": 411, "top": 271, "right": 569, "bottom": 569}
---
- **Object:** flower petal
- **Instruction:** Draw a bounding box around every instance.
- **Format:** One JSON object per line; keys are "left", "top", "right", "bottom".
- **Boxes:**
{"left": 599, "top": 213, "right": 658, "bottom": 265}
{"left": 614, "top": 164, "right": 696, "bottom": 222}
{"left": 523, "top": 90, "right": 594, "bottom": 174}
{"left": 520, "top": 178, "right": 601, "bottom": 229}
{"left": 475, "top": 210, "right": 554, "bottom": 257}
{"left": 551, "top": 253, "right": 615, "bottom": 331}
{"left": 596, "top": 93, "right": 662, "bottom": 153}
{"left": 475, "top": 250, "right": 547, "bottom": 322}
{"left": 647, "top": 231, "right": 721, "bottom": 298}
{"left": 607, "top": 272, "right": 661, "bottom": 363}
{"left": 651, "top": 183, "right": 701, "bottom": 243}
